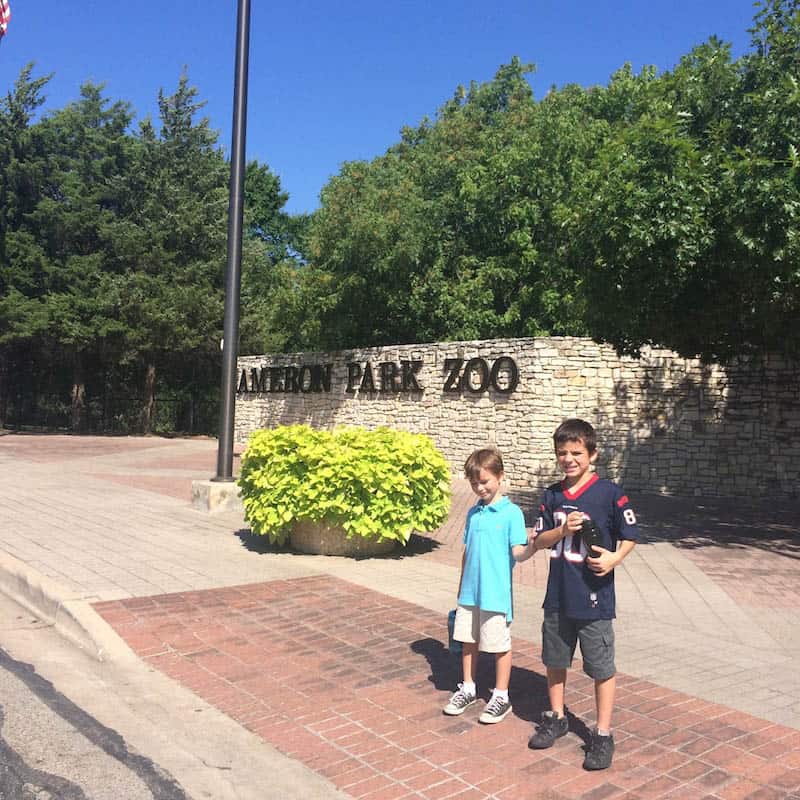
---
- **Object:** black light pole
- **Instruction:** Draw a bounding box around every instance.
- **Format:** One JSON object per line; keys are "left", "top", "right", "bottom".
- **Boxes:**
{"left": 214, "top": 0, "right": 251, "bottom": 482}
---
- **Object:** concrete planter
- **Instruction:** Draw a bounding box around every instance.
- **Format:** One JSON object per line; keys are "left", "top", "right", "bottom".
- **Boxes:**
{"left": 289, "top": 519, "right": 397, "bottom": 557}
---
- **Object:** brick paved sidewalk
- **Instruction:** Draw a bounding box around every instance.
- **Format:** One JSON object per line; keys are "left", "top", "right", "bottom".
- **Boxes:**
{"left": 95, "top": 575, "right": 800, "bottom": 800}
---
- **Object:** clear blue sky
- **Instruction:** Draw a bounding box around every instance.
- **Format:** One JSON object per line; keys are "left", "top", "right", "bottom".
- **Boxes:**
{"left": 1, "top": 1, "right": 759, "bottom": 215}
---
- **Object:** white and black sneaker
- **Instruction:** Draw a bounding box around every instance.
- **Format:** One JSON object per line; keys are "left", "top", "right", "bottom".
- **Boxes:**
{"left": 478, "top": 693, "right": 512, "bottom": 724}
{"left": 443, "top": 683, "right": 477, "bottom": 715}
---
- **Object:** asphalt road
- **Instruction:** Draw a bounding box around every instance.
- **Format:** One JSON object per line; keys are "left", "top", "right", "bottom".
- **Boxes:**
{"left": 0, "top": 589, "right": 345, "bottom": 800}
{"left": 0, "top": 597, "right": 189, "bottom": 800}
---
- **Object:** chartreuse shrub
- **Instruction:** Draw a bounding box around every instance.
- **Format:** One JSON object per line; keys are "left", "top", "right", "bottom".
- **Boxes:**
{"left": 238, "top": 425, "right": 451, "bottom": 546}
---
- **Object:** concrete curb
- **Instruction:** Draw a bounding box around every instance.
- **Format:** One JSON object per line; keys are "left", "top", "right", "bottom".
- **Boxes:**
{"left": 0, "top": 551, "right": 137, "bottom": 664}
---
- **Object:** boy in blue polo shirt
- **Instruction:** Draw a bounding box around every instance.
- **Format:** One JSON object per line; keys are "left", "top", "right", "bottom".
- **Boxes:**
{"left": 443, "top": 447, "right": 536, "bottom": 724}
{"left": 529, "top": 419, "right": 639, "bottom": 770}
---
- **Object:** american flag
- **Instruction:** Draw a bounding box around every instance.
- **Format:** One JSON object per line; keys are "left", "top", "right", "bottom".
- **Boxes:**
{"left": 0, "top": 0, "right": 10, "bottom": 38}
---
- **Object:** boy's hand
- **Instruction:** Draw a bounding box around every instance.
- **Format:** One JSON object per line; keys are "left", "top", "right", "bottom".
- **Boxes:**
{"left": 561, "top": 511, "right": 584, "bottom": 538}
{"left": 586, "top": 546, "right": 618, "bottom": 577}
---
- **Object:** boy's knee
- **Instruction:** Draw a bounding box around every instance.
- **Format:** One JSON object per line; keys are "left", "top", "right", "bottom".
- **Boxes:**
{"left": 586, "top": 665, "right": 616, "bottom": 681}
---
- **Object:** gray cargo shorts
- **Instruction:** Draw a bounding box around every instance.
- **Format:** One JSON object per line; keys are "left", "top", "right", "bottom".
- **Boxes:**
{"left": 541, "top": 610, "right": 616, "bottom": 680}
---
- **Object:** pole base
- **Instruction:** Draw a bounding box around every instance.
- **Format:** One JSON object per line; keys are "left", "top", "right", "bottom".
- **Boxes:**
{"left": 191, "top": 479, "right": 242, "bottom": 513}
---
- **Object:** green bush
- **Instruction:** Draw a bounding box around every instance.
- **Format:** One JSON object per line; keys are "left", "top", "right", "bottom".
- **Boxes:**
{"left": 238, "top": 424, "right": 451, "bottom": 545}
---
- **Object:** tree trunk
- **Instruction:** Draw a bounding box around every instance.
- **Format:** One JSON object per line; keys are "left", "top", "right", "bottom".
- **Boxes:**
{"left": 186, "top": 393, "right": 195, "bottom": 434}
{"left": 70, "top": 356, "right": 86, "bottom": 432}
{"left": 102, "top": 371, "right": 111, "bottom": 432}
{"left": 0, "top": 352, "right": 7, "bottom": 430}
{"left": 140, "top": 364, "right": 156, "bottom": 434}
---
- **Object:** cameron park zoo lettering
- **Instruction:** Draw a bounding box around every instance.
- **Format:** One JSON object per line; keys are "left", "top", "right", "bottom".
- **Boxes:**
{"left": 236, "top": 356, "right": 520, "bottom": 397}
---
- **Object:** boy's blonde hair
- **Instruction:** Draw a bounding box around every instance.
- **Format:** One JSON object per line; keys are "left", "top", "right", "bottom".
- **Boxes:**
{"left": 464, "top": 447, "right": 504, "bottom": 479}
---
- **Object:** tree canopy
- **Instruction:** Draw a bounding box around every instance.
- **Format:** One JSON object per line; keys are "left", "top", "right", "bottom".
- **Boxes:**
{"left": 0, "top": 67, "right": 301, "bottom": 431}
{"left": 2, "top": 0, "right": 797, "bottom": 433}
{"left": 299, "top": 0, "right": 800, "bottom": 362}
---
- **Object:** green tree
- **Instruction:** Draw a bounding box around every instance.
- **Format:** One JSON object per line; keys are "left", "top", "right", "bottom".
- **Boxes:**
{"left": 564, "top": 57, "right": 722, "bottom": 357}
{"left": 2, "top": 77, "right": 134, "bottom": 428}
{"left": 111, "top": 73, "right": 229, "bottom": 431}
{"left": 239, "top": 160, "right": 314, "bottom": 355}
{"left": 567, "top": 0, "right": 800, "bottom": 360}
{"left": 305, "top": 59, "right": 543, "bottom": 347}
{"left": 1, "top": 65, "right": 302, "bottom": 432}
{"left": 0, "top": 65, "right": 51, "bottom": 426}
{"left": 306, "top": 1, "right": 800, "bottom": 362}
{"left": 304, "top": 58, "right": 612, "bottom": 349}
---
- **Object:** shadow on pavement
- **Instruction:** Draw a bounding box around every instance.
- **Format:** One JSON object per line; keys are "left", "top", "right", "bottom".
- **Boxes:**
{"left": 385, "top": 533, "right": 441, "bottom": 558}
{"left": 409, "top": 636, "right": 593, "bottom": 741}
{"left": 633, "top": 493, "right": 800, "bottom": 560}
{"left": 234, "top": 528, "right": 441, "bottom": 559}
{"left": 233, "top": 529, "right": 287, "bottom": 554}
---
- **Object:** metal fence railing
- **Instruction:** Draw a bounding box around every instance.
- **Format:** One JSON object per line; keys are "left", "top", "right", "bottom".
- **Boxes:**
{"left": 1, "top": 394, "right": 219, "bottom": 436}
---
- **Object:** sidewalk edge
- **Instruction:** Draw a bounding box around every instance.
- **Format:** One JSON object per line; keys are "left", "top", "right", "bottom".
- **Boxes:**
{"left": 0, "top": 550, "right": 136, "bottom": 663}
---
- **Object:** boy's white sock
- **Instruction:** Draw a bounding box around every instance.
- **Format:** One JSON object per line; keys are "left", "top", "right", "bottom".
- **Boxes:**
{"left": 491, "top": 688, "right": 509, "bottom": 702}
{"left": 461, "top": 681, "right": 476, "bottom": 696}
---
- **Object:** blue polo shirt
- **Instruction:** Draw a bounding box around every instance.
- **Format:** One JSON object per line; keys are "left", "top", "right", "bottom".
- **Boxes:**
{"left": 457, "top": 495, "right": 528, "bottom": 621}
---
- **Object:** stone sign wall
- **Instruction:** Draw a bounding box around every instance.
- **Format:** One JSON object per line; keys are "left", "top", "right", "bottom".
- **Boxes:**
{"left": 235, "top": 337, "right": 800, "bottom": 499}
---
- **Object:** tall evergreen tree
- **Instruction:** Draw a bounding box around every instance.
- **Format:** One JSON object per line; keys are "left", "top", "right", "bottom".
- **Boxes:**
{"left": 113, "top": 73, "right": 229, "bottom": 432}
{"left": 2, "top": 76, "right": 133, "bottom": 428}
{"left": 0, "top": 65, "right": 51, "bottom": 426}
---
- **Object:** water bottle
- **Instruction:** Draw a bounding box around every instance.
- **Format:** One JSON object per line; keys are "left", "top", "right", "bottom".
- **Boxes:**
{"left": 447, "top": 609, "right": 462, "bottom": 656}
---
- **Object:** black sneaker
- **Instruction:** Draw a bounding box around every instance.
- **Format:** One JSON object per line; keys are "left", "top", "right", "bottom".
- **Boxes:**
{"left": 528, "top": 710, "right": 568, "bottom": 749}
{"left": 478, "top": 694, "right": 512, "bottom": 724}
{"left": 583, "top": 732, "right": 615, "bottom": 770}
{"left": 443, "top": 684, "right": 477, "bottom": 715}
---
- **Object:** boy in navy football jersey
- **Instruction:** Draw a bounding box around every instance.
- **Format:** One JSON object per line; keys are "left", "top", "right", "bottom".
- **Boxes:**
{"left": 529, "top": 419, "right": 639, "bottom": 770}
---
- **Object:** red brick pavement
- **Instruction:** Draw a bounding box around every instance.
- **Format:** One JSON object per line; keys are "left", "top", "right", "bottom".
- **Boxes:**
{"left": 94, "top": 576, "right": 800, "bottom": 800}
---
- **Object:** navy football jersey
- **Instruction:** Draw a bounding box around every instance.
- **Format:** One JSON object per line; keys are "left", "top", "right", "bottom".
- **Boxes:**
{"left": 535, "top": 474, "right": 639, "bottom": 620}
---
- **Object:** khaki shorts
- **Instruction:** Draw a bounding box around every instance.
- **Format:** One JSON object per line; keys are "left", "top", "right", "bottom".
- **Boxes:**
{"left": 453, "top": 605, "right": 512, "bottom": 653}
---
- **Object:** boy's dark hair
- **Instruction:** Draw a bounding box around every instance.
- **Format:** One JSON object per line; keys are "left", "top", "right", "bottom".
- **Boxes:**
{"left": 464, "top": 447, "right": 504, "bottom": 479}
{"left": 553, "top": 418, "right": 597, "bottom": 453}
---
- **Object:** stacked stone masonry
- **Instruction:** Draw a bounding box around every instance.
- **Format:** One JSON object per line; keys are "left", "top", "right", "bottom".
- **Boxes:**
{"left": 235, "top": 337, "right": 799, "bottom": 499}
